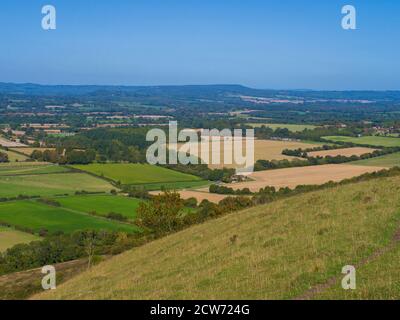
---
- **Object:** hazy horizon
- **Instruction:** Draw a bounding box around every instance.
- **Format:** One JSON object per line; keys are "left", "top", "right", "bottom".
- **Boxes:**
{"left": 1, "top": 0, "right": 399, "bottom": 90}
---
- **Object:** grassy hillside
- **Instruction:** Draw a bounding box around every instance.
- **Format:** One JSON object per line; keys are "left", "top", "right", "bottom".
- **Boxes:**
{"left": 35, "top": 175, "right": 400, "bottom": 300}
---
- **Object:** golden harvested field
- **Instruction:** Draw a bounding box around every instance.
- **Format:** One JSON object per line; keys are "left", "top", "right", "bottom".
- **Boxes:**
{"left": 150, "top": 190, "right": 229, "bottom": 203}
{"left": 308, "top": 147, "right": 377, "bottom": 158}
{"left": 177, "top": 190, "right": 230, "bottom": 203}
{"left": 173, "top": 139, "right": 319, "bottom": 169}
{"left": 10, "top": 147, "right": 55, "bottom": 156}
{"left": 222, "top": 164, "right": 384, "bottom": 192}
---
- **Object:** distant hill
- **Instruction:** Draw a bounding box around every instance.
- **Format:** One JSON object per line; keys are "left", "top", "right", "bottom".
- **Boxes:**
{"left": 34, "top": 174, "right": 400, "bottom": 300}
{"left": 1, "top": 82, "right": 400, "bottom": 101}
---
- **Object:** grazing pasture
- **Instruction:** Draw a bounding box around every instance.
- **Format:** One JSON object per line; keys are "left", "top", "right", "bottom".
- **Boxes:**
{"left": 72, "top": 163, "right": 202, "bottom": 187}
{"left": 350, "top": 152, "right": 400, "bottom": 168}
{"left": 222, "top": 164, "right": 384, "bottom": 192}
{"left": 0, "top": 162, "right": 70, "bottom": 176}
{"left": 0, "top": 201, "right": 138, "bottom": 234}
{"left": 0, "top": 226, "right": 40, "bottom": 252}
{"left": 307, "top": 147, "right": 377, "bottom": 158}
{"left": 0, "top": 173, "right": 113, "bottom": 197}
{"left": 323, "top": 136, "right": 400, "bottom": 148}
{"left": 55, "top": 195, "right": 142, "bottom": 220}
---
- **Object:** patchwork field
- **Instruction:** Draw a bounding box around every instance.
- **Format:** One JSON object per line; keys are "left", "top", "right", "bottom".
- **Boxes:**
{"left": 0, "top": 172, "right": 114, "bottom": 197}
{"left": 323, "top": 136, "right": 400, "bottom": 147}
{"left": 9, "top": 147, "right": 55, "bottom": 156}
{"left": 173, "top": 139, "right": 319, "bottom": 169}
{"left": 55, "top": 195, "right": 142, "bottom": 220}
{"left": 222, "top": 164, "right": 384, "bottom": 192}
{"left": 0, "top": 162, "right": 70, "bottom": 176}
{"left": 35, "top": 175, "right": 400, "bottom": 299}
{"left": 0, "top": 226, "right": 40, "bottom": 252}
{"left": 72, "top": 163, "right": 203, "bottom": 188}
{"left": 0, "top": 201, "right": 138, "bottom": 234}
{"left": 350, "top": 152, "right": 400, "bottom": 168}
{"left": 307, "top": 147, "right": 377, "bottom": 158}
{"left": 246, "top": 123, "right": 317, "bottom": 132}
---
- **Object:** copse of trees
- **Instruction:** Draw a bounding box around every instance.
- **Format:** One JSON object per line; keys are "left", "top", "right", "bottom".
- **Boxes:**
{"left": 136, "top": 191, "right": 186, "bottom": 235}
{"left": 45, "top": 128, "right": 149, "bottom": 163}
{"left": 0, "top": 152, "right": 9, "bottom": 163}
{"left": 37, "top": 198, "right": 61, "bottom": 207}
{"left": 0, "top": 230, "right": 141, "bottom": 276}
{"left": 254, "top": 125, "right": 361, "bottom": 142}
{"left": 209, "top": 184, "right": 252, "bottom": 195}
{"left": 30, "top": 149, "right": 96, "bottom": 164}
{"left": 165, "top": 163, "right": 236, "bottom": 182}
{"left": 281, "top": 144, "right": 351, "bottom": 157}
{"left": 122, "top": 186, "right": 151, "bottom": 199}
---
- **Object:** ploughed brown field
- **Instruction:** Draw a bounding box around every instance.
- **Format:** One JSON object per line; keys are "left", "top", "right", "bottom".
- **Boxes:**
{"left": 150, "top": 190, "right": 230, "bottom": 204}
{"left": 208, "top": 164, "right": 384, "bottom": 192}
{"left": 172, "top": 139, "right": 319, "bottom": 169}
{"left": 307, "top": 147, "right": 377, "bottom": 158}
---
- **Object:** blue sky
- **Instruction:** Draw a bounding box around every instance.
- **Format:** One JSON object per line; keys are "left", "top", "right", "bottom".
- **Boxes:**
{"left": 0, "top": 0, "right": 399, "bottom": 89}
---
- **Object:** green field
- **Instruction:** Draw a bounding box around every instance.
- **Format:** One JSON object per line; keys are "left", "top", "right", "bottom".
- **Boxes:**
{"left": 0, "top": 201, "right": 138, "bottom": 234}
{"left": 72, "top": 163, "right": 203, "bottom": 188}
{"left": 0, "top": 172, "right": 114, "bottom": 197}
{"left": 55, "top": 195, "right": 142, "bottom": 220}
{"left": 247, "top": 123, "right": 317, "bottom": 132}
{"left": 0, "top": 162, "right": 70, "bottom": 176}
{"left": 35, "top": 174, "right": 400, "bottom": 300}
{"left": 323, "top": 135, "right": 400, "bottom": 147}
{"left": 0, "top": 149, "right": 28, "bottom": 162}
{"left": 350, "top": 152, "right": 400, "bottom": 168}
{"left": 0, "top": 226, "right": 40, "bottom": 252}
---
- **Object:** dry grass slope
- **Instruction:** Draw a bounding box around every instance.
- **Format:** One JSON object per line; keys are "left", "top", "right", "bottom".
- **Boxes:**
{"left": 34, "top": 175, "right": 400, "bottom": 300}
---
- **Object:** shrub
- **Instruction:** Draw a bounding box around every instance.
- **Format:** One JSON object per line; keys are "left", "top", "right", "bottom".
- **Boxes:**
{"left": 183, "top": 197, "right": 198, "bottom": 208}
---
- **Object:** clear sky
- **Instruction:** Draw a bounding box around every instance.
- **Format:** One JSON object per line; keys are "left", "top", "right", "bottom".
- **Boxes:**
{"left": 0, "top": 0, "right": 399, "bottom": 90}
